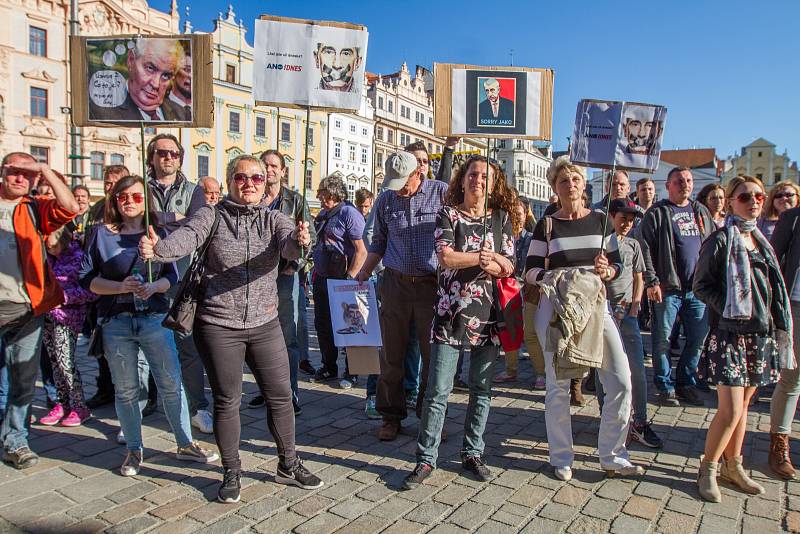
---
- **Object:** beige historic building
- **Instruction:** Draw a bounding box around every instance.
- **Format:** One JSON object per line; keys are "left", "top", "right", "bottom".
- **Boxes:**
{"left": 723, "top": 138, "right": 799, "bottom": 187}
{"left": 0, "top": 0, "right": 182, "bottom": 196}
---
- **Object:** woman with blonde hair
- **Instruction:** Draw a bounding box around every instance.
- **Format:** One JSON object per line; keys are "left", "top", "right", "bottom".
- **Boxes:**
{"left": 694, "top": 175, "right": 792, "bottom": 502}
{"left": 758, "top": 180, "right": 800, "bottom": 240}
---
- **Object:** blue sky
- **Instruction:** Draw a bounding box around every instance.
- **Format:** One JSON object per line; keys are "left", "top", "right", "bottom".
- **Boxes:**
{"left": 157, "top": 0, "right": 799, "bottom": 162}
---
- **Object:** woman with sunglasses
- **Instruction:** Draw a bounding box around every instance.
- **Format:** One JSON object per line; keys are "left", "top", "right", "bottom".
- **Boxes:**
{"left": 758, "top": 180, "right": 800, "bottom": 241}
{"left": 694, "top": 176, "right": 792, "bottom": 502}
{"left": 139, "top": 155, "right": 318, "bottom": 504}
{"left": 696, "top": 184, "right": 726, "bottom": 229}
{"left": 79, "top": 175, "right": 218, "bottom": 477}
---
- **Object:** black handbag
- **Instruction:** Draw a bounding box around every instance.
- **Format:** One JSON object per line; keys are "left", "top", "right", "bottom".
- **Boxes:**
{"left": 162, "top": 207, "right": 220, "bottom": 334}
{"left": 86, "top": 255, "right": 139, "bottom": 358}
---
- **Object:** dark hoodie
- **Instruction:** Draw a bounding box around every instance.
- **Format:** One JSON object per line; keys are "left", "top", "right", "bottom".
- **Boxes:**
{"left": 152, "top": 199, "right": 301, "bottom": 329}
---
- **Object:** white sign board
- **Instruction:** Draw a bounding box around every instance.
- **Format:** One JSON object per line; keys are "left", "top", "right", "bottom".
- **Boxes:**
{"left": 253, "top": 17, "right": 368, "bottom": 111}
{"left": 327, "top": 279, "right": 382, "bottom": 347}
{"left": 570, "top": 99, "right": 667, "bottom": 173}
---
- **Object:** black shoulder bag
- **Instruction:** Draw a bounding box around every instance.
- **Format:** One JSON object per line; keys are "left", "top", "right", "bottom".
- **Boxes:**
{"left": 162, "top": 207, "right": 221, "bottom": 334}
{"left": 87, "top": 254, "right": 139, "bottom": 358}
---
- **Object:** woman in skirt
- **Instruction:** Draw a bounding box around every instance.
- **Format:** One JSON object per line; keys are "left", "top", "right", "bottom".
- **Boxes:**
{"left": 693, "top": 175, "right": 793, "bottom": 502}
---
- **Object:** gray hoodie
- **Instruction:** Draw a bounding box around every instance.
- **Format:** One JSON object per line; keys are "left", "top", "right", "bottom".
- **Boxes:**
{"left": 153, "top": 199, "right": 301, "bottom": 329}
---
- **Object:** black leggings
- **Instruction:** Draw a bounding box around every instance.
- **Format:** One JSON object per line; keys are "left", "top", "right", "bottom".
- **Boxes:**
{"left": 194, "top": 317, "right": 295, "bottom": 471}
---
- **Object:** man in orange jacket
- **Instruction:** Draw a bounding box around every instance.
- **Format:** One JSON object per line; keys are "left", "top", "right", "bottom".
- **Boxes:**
{"left": 0, "top": 151, "right": 78, "bottom": 469}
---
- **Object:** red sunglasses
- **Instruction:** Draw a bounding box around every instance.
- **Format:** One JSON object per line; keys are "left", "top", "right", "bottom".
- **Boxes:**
{"left": 115, "top": 192, "right": 145, "bottom": 204}
{"left": 734, "top": 191, "right": 765, "bottom": 204}
{"left": 232, "top": 173, "right": 266, "bottom": 185}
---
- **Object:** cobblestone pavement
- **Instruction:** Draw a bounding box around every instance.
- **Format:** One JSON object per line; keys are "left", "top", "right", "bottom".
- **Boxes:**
{"left": 1, "top": 315, "right": 798, "bottom": 534}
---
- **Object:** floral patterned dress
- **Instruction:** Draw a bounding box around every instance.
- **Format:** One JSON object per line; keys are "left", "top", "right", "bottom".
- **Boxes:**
{"left": 699, "top": 246, "right": 780, "bottom": 387}
{"left": 431, "top": 206, "right": 515, "bottom": 347}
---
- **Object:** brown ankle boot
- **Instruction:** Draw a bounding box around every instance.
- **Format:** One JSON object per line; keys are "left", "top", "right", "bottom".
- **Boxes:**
{"left": 570, "top": 378, "right": 585, "bottom": 406}
{"left": 769, "top": 433, "right": 796, "bottom": 480}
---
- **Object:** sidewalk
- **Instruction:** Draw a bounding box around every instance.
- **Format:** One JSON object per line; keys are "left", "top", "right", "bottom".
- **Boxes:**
{"left": 0, "top": 316, "right": 797, "bottom": 533}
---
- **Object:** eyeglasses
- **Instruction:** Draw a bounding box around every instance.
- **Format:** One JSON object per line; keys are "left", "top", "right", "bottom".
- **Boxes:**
{"left": 232, "top": 173, "right": 266, "bottom": 185}
{"left": 155, "top": 149, "right": 180, "bottom": 160}
{"left": 775, "top": 191, "right": 797, "bottom": 200}
{"left": 115, "top": 192, "right": 145, "bottom": 204}
{"left": 734, "top": 191, "right": 766, "bottom": 204}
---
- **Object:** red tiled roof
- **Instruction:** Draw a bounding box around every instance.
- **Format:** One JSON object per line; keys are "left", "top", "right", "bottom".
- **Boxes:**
{"left": 660, "top": 148, "right": 717, "bottom": 169}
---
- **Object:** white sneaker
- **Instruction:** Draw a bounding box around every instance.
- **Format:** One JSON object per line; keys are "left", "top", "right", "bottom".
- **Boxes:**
{"left": 191, "top": 410, "right": 214, "bottom": 434}
{"left": 117, "top": 428, "right": 126, "bottom": 444}
{"left": 554, "top": 466, "right": 572, "bottom": 481}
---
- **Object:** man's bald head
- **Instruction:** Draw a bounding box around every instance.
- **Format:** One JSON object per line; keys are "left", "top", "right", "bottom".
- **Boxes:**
{"left": 200, "top": 176, "right": 221, "bottom": 205}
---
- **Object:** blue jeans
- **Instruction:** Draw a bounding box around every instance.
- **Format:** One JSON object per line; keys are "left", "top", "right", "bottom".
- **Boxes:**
{"left": 0, "top": 314, "right": 44, "bottom": 452}
{"left": 651, "top": 290, "right": 708, "bottom": 393}
{"left": 416, "top": 343, "right": 497, "bottom": 468}
{"left": 404, "top": 322, "right": 421, "bottom": 393}
{"left": 103, "top": 313, "right": 192, "bottom": 452}
{"left": 174, "top": 330, "right": 209, "bottom": 415}
{"left": 597, "top": 310, "right": 648, "bottom": 424}
{"left": 277, "top": 273, "right": 300, "bottom": 405}
{"left": 39, "top": 343, "right": 58, "bottom": 405}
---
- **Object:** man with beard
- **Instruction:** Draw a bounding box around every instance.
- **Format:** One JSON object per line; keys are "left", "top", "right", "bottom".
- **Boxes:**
{"left": 89, "top": 39, "right": 186, "bottom": 122}
{"left": 164, "top": 54, "right": 192, "bottom": 122}
{"left": 314, "top": 43, "right": 361, "bottom": 92}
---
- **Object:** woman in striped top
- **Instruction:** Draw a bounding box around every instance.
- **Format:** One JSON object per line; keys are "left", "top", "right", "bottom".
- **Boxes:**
{"left": 525, "top": 156, "right": 643, "bottom": 481}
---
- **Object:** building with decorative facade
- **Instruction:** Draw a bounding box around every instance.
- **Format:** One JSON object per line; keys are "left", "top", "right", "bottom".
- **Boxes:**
{"left": 327, "top": 90, "right": 374, "bottom": 200}
{"left": 0, "top": 0, "right": 182, "bottom": 197}
{"left": 495, "top": 139, "right": 553, "bottom": 218}
{"left": 723, "top": 138, "right": 798, "bottom": 187}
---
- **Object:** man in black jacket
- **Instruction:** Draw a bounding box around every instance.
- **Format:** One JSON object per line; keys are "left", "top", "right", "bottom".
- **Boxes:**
{"left": 637, "top": 167, "right": 714, "bottom": 407}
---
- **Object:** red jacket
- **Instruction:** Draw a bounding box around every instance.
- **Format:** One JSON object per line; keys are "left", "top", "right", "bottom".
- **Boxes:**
{"left": 11, "top": 195, "right": 76, "bottom": 316}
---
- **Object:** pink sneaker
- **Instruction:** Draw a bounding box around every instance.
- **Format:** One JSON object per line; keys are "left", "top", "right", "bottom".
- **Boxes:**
{"left": 39, "top": 404, "right": 65, "bottom": 426}
{"left": 61, "top": 408, "right": 91, "bottom": 427}
{"left": 533, "top": 376, "right": 547, "bottom": 391}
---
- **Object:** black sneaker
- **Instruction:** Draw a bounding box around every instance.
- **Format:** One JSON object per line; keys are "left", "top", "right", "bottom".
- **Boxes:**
{"left": 2, "top": 446, "right": 39, "bottom": 470}
{"left": 299, "top": 359, "right": 317, "bottom": 376}
{"left": 676, "top": 386, "right": 704, "bottom": 407}
{"left": 453, "top": 379, "right": 469, "bottom": 392}
{"left": 629, "top": 421, "right": 664, "bottom": 449}
{"left": 86, "top": 389, "right": 114, "bottom": 409}
{"left": 657, "top": 390, "right": 680, "bottom": 407}
{"left": 248, "top": 395, "right": 265, "bottom": 409}
{"left": 217, "top": 468, "right": 241, "bottom": 503}
{"left": 275, "top": 459, "right": 324, "bottom": 490}
{"left": 462, "top": 455, "right": 491, "bottom": 482}
{"left": 311, "top": 368, "right": 338, "bottom": 383}
{"left": 402, "top": 462, "right": 433, "bottom": 490}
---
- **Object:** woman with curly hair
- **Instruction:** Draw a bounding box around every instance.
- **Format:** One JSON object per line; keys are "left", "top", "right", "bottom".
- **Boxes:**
{"left": 697, "top": 183, "right": 726, "bottom": 229}
{"left": 402, "top": 156, "right": 519, "bottom": 489}
{"left": 758, "top": 180, "right": 800, "bottom": 240}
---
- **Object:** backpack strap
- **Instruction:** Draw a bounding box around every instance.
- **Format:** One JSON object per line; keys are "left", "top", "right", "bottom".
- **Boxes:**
{"left": 543, "top": 215, "right": 552, "bottom": 271}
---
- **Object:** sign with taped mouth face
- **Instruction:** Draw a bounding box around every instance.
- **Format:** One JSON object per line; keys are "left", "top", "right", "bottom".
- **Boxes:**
{"left": 253, "top": 15, "right": 369, "bottom": 111}
{"left": 70, "top": 34, "right": 212, "bottom": 127}
{"left": 570, "top": 99, "right": 668, "bottom": 172}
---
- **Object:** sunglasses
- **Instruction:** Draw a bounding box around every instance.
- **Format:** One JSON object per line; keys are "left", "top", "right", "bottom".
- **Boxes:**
{"left": 232, "top": 173, "right": 266, "bottom": 185}
{"left": 734, "top": 191, "right": 765, "bottom": 204}
{"left": 775, "top": 191, "right": 797, "bottom": 200}
{"left": 155, "top": 149, "right": 180, "bottom": 160}
{"left": 115, "top": 192, "right": 145, "bottom": 204}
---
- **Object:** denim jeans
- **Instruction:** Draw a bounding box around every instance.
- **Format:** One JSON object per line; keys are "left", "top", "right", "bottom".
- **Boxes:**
{"left": 597, "top": 309, "right": 648, "bottom": 424}
{"left": 651, "top": 290, "right": 708, "bottom": 393}
{"left": 416, "top": 343, "right": 497, "bottom": 468}
{"left": 277, "top": 272, "right": 300, "bottom": 405}
{"left": 771, "top": 301, "right": 800, "bottom": 434}
{"left": 0, "top": 314, "right": 44, "bottom": 452}
{"left": 404, "top": 322, "right": 421, "bottom": 392}
{"left": 39, "top": 343, "right": 58, "bottom": 405}
{"left": 103, "top": 313, "right": 193, "bottom": 453}
{"left": 174, "top": 330, "right": 209, "bottom": 416}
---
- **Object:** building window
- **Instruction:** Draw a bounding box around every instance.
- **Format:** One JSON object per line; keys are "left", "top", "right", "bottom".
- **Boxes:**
{"left": 229, "top": 111, "right": 240, "bottom": 133}
{"left": 197, "top": 154, "right": 209, "bottom": 177}
{"left": 362, "top": 127, "right": 368, "bottom": 137}
{"left": 775, "top": 172, "right": 782, "bottom": 181}
{"left": 361, "top": 147, "right": 368, "bottom": 165}
{"left": 387, "top": 100, "right": 393, "bottom": 113}
{"left": 30, "top": 146, "right": 49, "bottom": 164}
{"left": 376, "top": 151, "right": 384, "bottom": 168}
{"left": 305, "top": 169, "right": 312, "bottom": 190}
{"left": 225, "top": 64, "right": 236, "bottom": 83}
{"left": 350, "top": 123, "right": 357, "bottom": 134}
{"left": 29, "top": 27, "right": 46, "bottom": 57}
{"left": 307, "top": 127, "right": 314, "bottom": 146}
{"left": 516, "top": 140, "right": 524, "bottom": 150}
{"left": 378, "top": 96, "right": 384, "bottom": 109}
{"left": 376, "top": 127, "right": 383, "bottom": 141}
{"left": 280, "top": 122, "right": 290, "bottom": 142}
{"left": 428, "top": 143, "right": 433, "bottom": 153}
{"left": 349, "top": 144, "right": 356, "bottom": 162}
{"left": 110, "top": 153, "right": 124, "bottom": 165}
{"left": 90, "top": 151, "right": 105, "bottom": 180}
{"left": 387, "top": 130, "right": 394, "bottom": 143}
{"left": 428, "top": 117, "right": 433, "bottom": 128}
{"left": 30, "top": 87, "right": 47, "bottom": 117}
{"left": 334, "top": 118, "right": 342, "bottom": 129}
{"left": 334, "top": 141, "right": 342, "bottom": 159}
{"left": 255, "top": 116, "right": 266, "bottom": 137}
{"left": 758, "top": 152, "right": 763, "bottom": 157}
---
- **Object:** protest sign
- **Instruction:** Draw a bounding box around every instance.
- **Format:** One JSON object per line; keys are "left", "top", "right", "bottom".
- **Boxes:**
{"left": 434, "top": 63, "right": 554, "bottom": 139}
{"left": 253, "top": 15, "right": 368, "bottom": 111}
{"left": 326, "top": 279, "right": 382, "bottom": 347}
{"left": 70, "top": 34, "right": 212, "bottom": 127}
{"left": 570, "top": 99, "right": 667, "bottom": 172}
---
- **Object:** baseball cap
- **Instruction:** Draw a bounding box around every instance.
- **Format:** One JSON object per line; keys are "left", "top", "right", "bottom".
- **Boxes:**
{"left": 608, "top": 198, "right": 643, "bottom": 217}
{"left": 382, "top": 151, "right": 418, "bottom": 191}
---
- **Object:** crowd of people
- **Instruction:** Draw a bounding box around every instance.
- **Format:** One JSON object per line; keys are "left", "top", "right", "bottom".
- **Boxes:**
{"left": 0, "top": 135, "right": 798, "bottom": 506}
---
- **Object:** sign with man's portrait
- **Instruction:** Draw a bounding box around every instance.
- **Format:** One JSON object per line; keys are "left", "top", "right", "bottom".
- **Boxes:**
{"left": 70, "top": 34, "right": 212, "bottom": 127}
{"left": 253, "top": 15, "right": 368, "bottom": 111}
{"left": 434, "top": 63, "right": 554, "bottom": 140}
{"left": 569, "top": 99, "right": 667, "bottom": 172}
